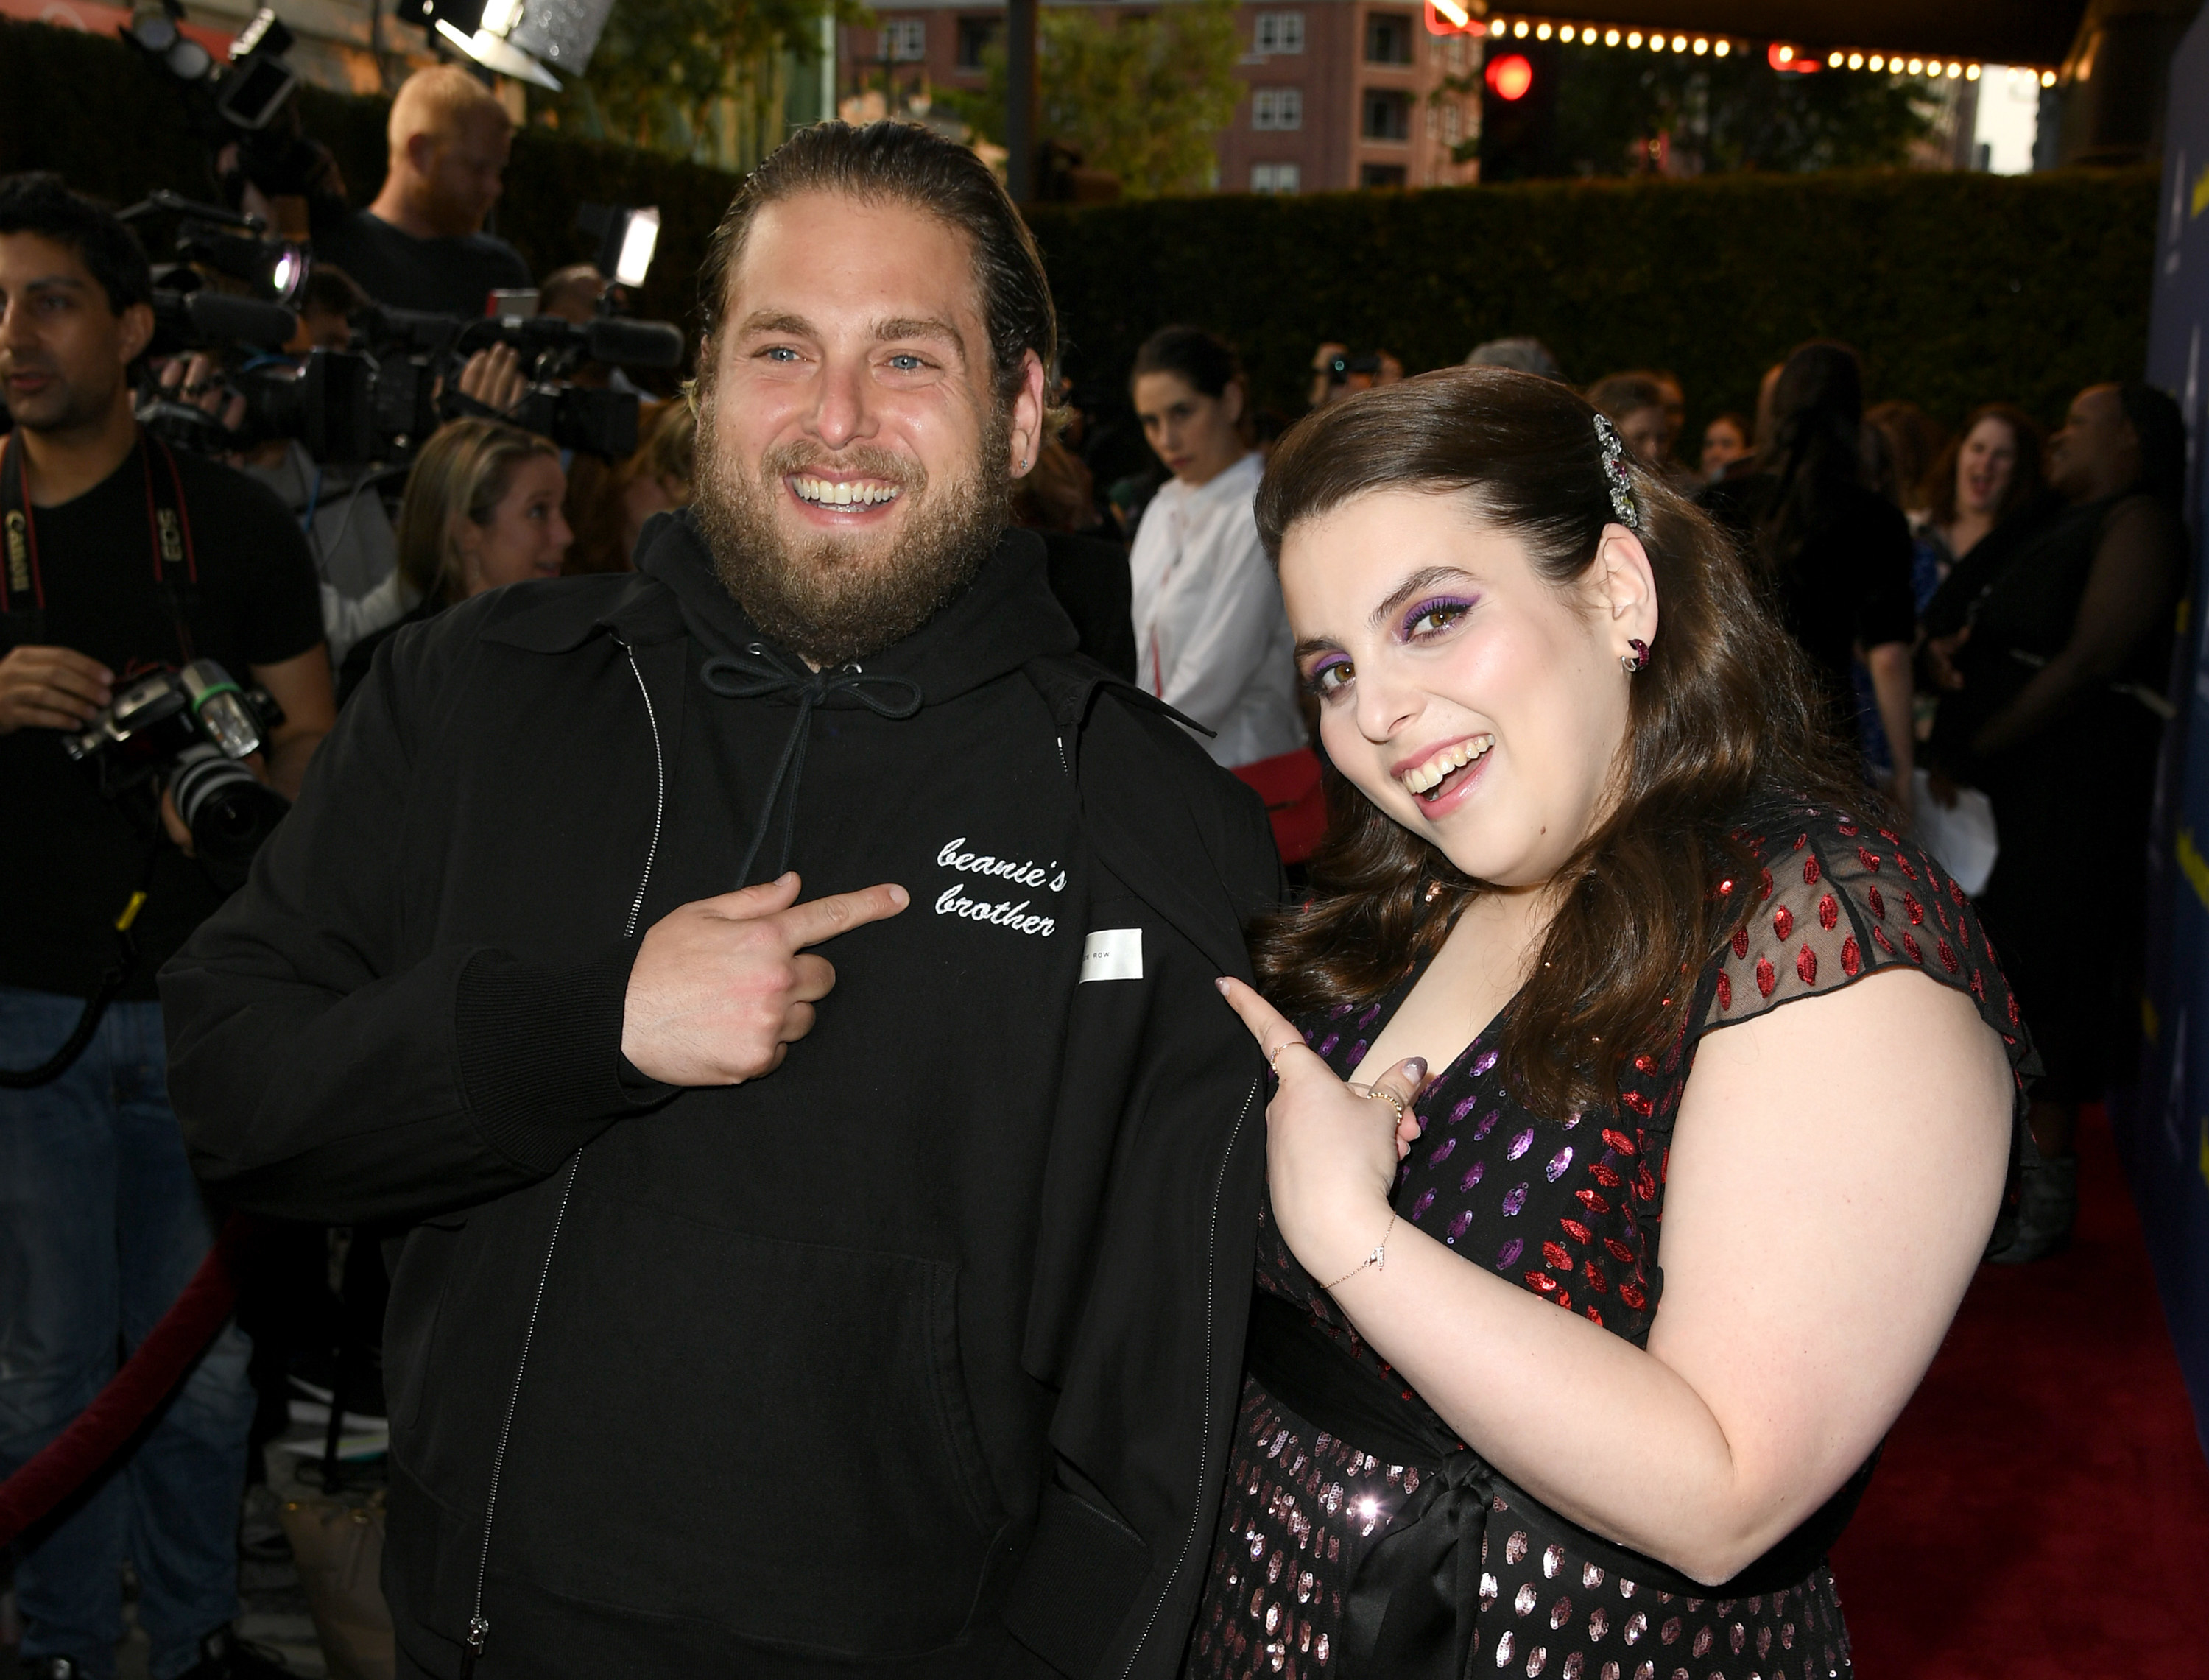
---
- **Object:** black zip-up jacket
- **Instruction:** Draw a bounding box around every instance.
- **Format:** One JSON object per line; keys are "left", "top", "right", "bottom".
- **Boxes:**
{"left": 162, "top": 518, "right": 1280, "bottom": 1679}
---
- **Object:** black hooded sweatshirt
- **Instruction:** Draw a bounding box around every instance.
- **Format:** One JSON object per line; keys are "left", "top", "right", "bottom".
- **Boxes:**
{"left": 162, "top": 515, "right": 1280, "bottom": 1679}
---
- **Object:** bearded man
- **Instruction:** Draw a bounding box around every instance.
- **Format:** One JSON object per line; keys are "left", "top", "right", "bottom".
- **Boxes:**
{"left": 162, "top": 123, "right": 1279, "bottom": 1679}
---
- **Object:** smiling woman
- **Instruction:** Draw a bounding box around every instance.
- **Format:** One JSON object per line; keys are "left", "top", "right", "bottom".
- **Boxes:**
{"left": 1185, "top": 369, "right": 2034, "bottom": 1680}
{"left": 1912, "top": 403, "right": 2045, "bottom": 597}
{"left": 1253, "top": 373, "right": 1859, "bottom": 1109}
